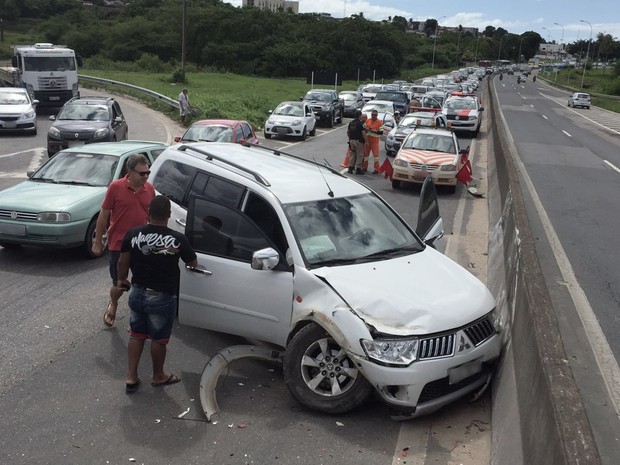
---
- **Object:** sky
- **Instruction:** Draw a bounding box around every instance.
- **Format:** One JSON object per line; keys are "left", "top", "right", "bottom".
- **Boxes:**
{"left": 228, "top": 1, "right": 620, "bottom": 44}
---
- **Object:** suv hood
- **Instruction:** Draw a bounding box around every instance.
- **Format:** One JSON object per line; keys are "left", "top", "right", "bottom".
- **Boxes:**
{"left": 312, "top": 248, "right": 494, "bottom": 336}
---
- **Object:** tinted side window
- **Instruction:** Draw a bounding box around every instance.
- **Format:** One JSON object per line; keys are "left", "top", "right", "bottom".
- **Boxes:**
{"left": 241, "top": 123, "right": 253, "bottom": 139}
{"left": 187, "top": 197, "right": 270, "bottom": 261}
{"left": 152, "top": 159, "right": 198, "bottom": 208}
{"left": 204, "top": 176, "right": 244, "bottom": 208}
{"left": 235, "top": 127, "right": 243, "bottom": 142}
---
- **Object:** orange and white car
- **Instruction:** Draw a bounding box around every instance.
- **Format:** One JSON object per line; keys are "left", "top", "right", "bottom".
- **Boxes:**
{"left": 391, "top": 127, "right": 469, "bottom": 193}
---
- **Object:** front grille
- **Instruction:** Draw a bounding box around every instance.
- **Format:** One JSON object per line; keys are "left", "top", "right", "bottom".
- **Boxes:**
{"left": 0, "top": 116, "right": 20, "bottom": 121}
{"left": 38, "top": 76, "right": 68, "bottom": 90}
{"left": 418, "top": 369, "right": 488, "bottom": 403}
{"left": 59, "top": 131, "right": 92, "bottom": 141}
{"left": 0, "top": 210, "right": 37, "bottom": 220}
{"left": 410, "top": 163, "right": 439, "bottom": 171}
{"left": 418, "top": 334, "right": 455, "bottom": 359}
{"left": 463, "top": 316, "right": 495, "bottom": 346}
{"left": 272, "top": 126, "right": 292, "bottom": 135}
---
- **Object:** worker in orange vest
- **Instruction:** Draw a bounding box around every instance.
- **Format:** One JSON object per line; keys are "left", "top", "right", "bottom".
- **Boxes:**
{"left": 363, "top": 110, "right": 383, "bottom": 173}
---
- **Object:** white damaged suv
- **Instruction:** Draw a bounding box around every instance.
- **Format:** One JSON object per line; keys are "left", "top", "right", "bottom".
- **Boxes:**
{"left": 149, "top": 142, "right": 501, "bottom": 417}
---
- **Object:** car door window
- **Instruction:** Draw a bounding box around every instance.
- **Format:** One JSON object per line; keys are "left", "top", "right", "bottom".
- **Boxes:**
{"left": 243, "top": 192, "right": 288, "bottom": 256}
{"left": 234, "top": 126, "right": 243, "bottom": 142}
{"left": 241, "top": 123, "right": 253, "bottom": 139}
{"left": 151, "top": 159, "right": 198, "bottom": 208}
{"left": 187, "top": 197, "right": 270, "bottom": 262}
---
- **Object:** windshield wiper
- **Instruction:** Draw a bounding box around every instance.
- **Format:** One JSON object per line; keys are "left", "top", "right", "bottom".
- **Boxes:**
{"left": 32, "top": 177, "right": 58, "bottom": 183}
{"left": 312, "top": 257, "right": 360, "bottom": 267}
{"left": 363, "top": 245, "right": 423, "bottom": 260}
{"left": 59, "top": 180, "right": 94, "bottom": 186}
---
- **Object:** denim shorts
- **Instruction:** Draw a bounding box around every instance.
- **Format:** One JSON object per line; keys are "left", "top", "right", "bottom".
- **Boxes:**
{"left": 127, "top": 286, "right": 177, "bottom": 343}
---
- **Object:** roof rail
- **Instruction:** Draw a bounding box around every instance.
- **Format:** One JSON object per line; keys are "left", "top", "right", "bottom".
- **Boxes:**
{"left": 177, "top": 144, "right": 271, "bottom": 187}
{"left": 178, "top": 142, "right": 345, "bottom": 188}
{"left": 241, "top": 142, "right": 344, "bottom": 177}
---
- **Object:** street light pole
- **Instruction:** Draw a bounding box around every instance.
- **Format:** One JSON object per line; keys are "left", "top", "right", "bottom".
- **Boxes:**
{"left": 554, "top": 22, "right": 564, "bottom": 82}
{"left": 431, "top": 16, "right": 446, "bottom": 69}
{"left": 517, "top": 36, "right": 524, "bottom": 64}
{"left": 497, "top": 35, "right": 503, "bottom": 60}
{"left": 580, "top": 19, "right": 592, "bottom": 88}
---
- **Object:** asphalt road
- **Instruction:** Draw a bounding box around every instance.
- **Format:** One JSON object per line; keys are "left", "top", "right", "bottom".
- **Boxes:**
{"left": 493, "top": 74, "right": 620, "bottom": 465}
{"left": 0, "top": 88, "right": 493, "bottom": 465}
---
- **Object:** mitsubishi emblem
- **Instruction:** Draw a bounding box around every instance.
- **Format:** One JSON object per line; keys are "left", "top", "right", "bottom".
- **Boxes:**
{"left": 74, "top": 133, "right": 79, "bottom": 139}
{"left": 458, "top": 334, "right": 472, "bottom": 352}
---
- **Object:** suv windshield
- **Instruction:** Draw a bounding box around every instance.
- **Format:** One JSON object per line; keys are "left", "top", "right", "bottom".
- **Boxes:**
{"left": 305, "top": 92, "right": 330, "bottom": 102}
{"left": 285, "top": 193, "right": 423, "bottom": 267}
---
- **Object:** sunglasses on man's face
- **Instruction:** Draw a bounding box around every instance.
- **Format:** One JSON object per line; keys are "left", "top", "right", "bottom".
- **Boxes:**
{"left": 133, "top": 170, "right": 151, "bottom": 177}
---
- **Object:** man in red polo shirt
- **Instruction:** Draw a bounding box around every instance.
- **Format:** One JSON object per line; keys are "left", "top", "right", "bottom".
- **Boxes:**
{"left": 92, "top": 153, "right": 155, "bottom": 327}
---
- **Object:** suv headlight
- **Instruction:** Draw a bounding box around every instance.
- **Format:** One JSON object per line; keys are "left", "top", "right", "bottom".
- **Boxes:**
{"left": 94, "top": 127, "right": 109, "bottom": 139}
{"left": 37, "top": 212, "right": 70, "bottom": 222}
{"left": 322, "top": 105, "right": 330, "bottom": 111}
{"left": 394, "top": 158, "right": 409, "bottom": 167}
{"left": 362, "top": 338, "right": 418, "bottom": 365}
{"left": 48, "top": 126, "right": 61, "bottom": 138}
{"left": 291, "top": 119, "right": 302, "bottom": 126}
{"left": 21, "top": 110, "right": 36, "bottom": 120}
{"left": 440, "top": 164, "right": 456, "bottom": 171}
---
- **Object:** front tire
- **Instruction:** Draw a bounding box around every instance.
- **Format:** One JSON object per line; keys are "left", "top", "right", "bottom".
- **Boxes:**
{"left": 283, "top": 323, "right": 372, "bottom": 414}
{"left": 309, "top": 125, "right": 316, "bottom": 136}
{"left": 84, "top": 217, "right": 106, "bottom": 259}
{"left": 264, "top": 132, "right": 272, "bottom": 139}
{"left": 327, "top": 112, "right": 334, "bottom": 128}
{"left": 300, "top": 126, "right": 307, "bottom": 141}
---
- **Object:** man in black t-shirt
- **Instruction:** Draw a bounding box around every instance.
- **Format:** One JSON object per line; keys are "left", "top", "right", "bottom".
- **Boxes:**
{"left": 347, "top": 109, "right": 367, "bottom": 174}
{"left": 117, "top": 195, "right": 198, "bottom": 393}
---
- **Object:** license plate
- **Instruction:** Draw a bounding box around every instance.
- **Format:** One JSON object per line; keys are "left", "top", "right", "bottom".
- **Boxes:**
{"left": 67, "top": 140, "right": 84, "bottom": 147}
{"left": 276, "top": 128, "right": 288, "bottom": 135}
{"left": 414, "top": 171, "right": 429, "bottom": 180}
{"left": 0, "top": 223, "right": 26, "bottom": 236}
{"left": 449, "top": 358, "right": 483, "bottom": 385}
{"left": 49, "top": 96, "right": 60, "bottom": 101}
{"left": 3, "top": 122, "right": 16, "bottom": 129}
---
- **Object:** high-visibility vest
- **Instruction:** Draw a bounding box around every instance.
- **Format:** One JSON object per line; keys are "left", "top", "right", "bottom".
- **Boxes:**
{"left": 364, "top": 117, "right": 383, "bottom": 138}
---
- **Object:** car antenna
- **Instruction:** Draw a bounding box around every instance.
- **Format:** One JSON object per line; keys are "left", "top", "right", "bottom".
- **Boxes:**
{"left": 313, "top": 156, "right": 334, "bottom": 197}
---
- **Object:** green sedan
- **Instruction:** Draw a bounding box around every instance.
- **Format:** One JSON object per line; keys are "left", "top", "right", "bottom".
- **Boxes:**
{"left": 0, "top": 141, "right": 167, "bottom": 258}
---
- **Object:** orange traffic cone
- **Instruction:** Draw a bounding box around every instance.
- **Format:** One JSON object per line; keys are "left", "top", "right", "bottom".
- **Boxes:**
{"left": 341, "top": 147, "right": 352, "bottom": 168}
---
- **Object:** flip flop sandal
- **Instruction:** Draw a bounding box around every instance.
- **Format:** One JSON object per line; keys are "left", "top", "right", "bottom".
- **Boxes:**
{"left": 151, "top": 374, "right": 181, "bottom": 387}
{"left": 125, "top": 379, "right": 141, "bottom": 394}
{"left": 103, "top": 302, "right": 116, "bottom": 328}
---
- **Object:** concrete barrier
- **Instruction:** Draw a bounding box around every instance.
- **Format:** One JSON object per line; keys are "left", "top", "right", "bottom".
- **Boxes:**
{"left": 486, "top": 77, "right": 601, "bottom": 464}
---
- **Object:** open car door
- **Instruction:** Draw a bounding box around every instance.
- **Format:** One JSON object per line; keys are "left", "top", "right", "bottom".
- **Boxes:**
{"left": 415, "top": 174, "right": 444, "bottom": 247}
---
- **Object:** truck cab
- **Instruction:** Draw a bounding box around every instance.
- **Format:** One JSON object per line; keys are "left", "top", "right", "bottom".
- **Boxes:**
{"left": 9, "top": 43, "right": 81, "bottom": 107}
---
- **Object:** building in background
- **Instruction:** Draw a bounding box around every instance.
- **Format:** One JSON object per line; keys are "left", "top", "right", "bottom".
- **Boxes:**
{"left": 243, "top": 0, "right": 299, "bottom": 13}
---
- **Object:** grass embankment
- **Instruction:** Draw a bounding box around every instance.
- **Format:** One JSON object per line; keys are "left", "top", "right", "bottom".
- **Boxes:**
{"left": 79, "top": 67, "right": 452, "bottom": 129}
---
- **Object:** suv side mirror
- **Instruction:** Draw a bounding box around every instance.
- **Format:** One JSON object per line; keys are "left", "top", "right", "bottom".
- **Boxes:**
{"left": 251, "top": 247, "right": 280, "bottom": 270}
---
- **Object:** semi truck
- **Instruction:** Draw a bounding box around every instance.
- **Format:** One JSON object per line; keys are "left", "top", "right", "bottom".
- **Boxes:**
{"left": 0, "top": 43, "right": 81, "bottom": 107}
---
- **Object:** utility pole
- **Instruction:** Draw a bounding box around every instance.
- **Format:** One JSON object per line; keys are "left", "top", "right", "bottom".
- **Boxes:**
{"left": 580, "top": 19, "right": 592, "bottom": 88}
{"left": 181, "top": 0, "right": 187, "bottom": 79}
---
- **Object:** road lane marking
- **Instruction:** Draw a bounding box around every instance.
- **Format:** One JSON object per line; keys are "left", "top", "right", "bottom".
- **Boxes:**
{"left": 562, "top": 130, "right": 572, "bottom": 137}
{"left": 603, "top": 160, "right": 620, "bottom": 173}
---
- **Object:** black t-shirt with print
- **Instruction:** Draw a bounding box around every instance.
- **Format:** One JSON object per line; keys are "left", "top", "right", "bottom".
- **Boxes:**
{"left": 121, "top": 224, "right": 197, "bottom": 294}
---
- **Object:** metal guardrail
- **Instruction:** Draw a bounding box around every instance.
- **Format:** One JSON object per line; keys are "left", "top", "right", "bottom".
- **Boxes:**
{"left": 537, "top": 73, "right": 620, "bottom": 101}
{"left": 78, "top": 73, "right": 180, "bottom": 109}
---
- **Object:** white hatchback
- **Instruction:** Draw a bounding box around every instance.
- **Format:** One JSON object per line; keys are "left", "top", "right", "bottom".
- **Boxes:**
{"left": 568, "top": 92, "right": 591, "bottom": 109}
{"left": 0, "top": 87, "right": 38, "bottom": 135}
{"left": 264, "top": 101, "right": 316, "bottom": 140}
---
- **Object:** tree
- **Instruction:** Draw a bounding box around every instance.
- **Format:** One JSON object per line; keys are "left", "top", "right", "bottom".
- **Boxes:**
{"left": 483, "top": 26, "right": 495, "bottom": 38}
